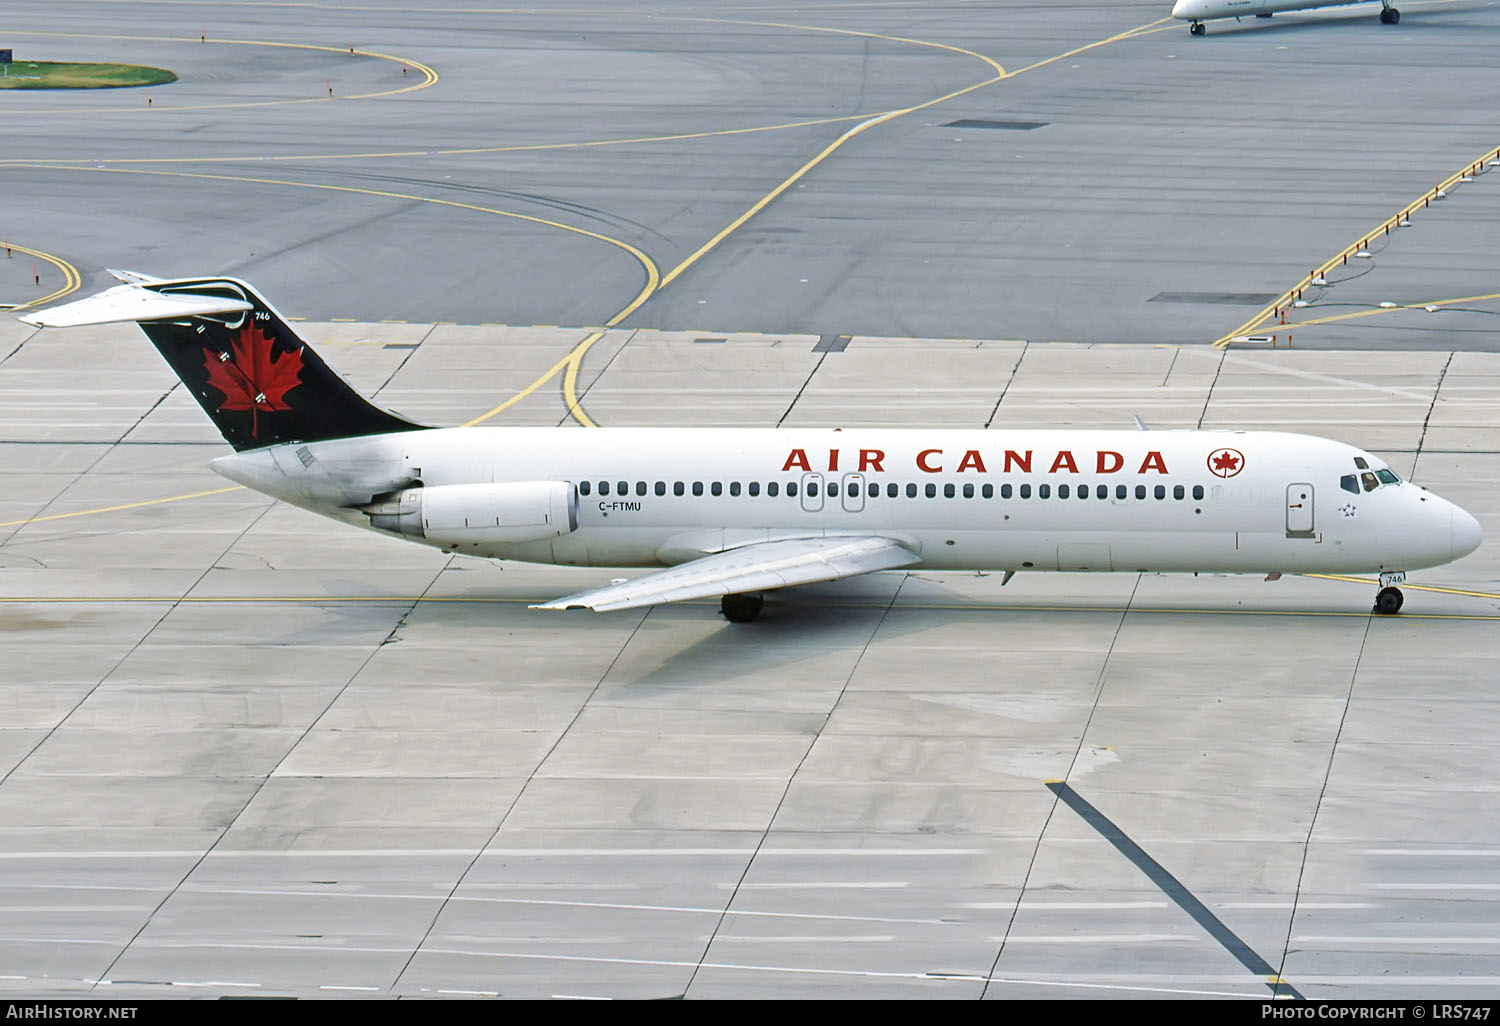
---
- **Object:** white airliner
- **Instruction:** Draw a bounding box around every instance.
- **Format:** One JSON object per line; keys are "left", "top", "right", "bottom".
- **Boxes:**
{"left": 1173, "top": 0, "right": 1403, "bottom": 35}
{"left": 20, "top": 273, "right": 1482, "bottom": 621}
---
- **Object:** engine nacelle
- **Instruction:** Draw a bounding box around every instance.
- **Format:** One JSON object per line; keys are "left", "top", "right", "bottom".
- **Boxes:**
{"left": 360, "top": 481, "right": 578, "bottom": 545}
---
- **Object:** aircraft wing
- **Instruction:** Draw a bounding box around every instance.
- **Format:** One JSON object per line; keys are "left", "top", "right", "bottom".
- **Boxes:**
{"left": 531, "top": 535, "right": 920, "bottom": 612}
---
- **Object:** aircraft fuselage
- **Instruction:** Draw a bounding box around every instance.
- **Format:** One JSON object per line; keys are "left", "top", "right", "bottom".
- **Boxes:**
{"left": 211, "top": 426, "right": 1479, "bottom": 577}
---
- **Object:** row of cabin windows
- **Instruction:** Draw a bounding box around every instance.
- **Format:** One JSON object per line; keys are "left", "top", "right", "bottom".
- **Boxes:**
{"left": 580, "top": 480, "right": 1208, "bottom": 502}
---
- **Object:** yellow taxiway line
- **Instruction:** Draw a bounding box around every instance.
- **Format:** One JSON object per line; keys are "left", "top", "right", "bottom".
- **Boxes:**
{"left": 0, "top": 485, "right": 250, "bottom": 531}
{"left": 466, "top": 15, "right": 1017, "bottom": 426}
{"left": 0, "top": 113, "right": 886, "bottom": 169}
{"left": 1216, "top": 143, "right": 1500, "bottom": 348}
{"left": 2, "top": 241, "right": 82, "bottom": 310}
{"left": 1306, "top": 573, "right": 1500, "bottom": 603}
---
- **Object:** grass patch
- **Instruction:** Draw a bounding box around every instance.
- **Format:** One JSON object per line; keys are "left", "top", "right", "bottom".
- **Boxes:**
{"left": 0, "top": 61, "right": 177, "bottom": 90}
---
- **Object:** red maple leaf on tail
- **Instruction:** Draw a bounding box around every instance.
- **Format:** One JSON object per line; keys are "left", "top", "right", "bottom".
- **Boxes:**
{"left": 202, "top": 318, "right": 304, "bottom": 438}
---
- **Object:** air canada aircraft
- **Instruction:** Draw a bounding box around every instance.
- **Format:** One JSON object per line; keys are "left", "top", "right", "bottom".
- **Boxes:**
{"left": 20, "top": 273, "right": 1482, "bottom": 621}
{"left": 1172, "top": 0, "right": 1403, "bottom": 35}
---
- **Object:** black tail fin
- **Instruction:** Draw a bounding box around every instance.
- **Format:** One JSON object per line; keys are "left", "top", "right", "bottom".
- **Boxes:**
{"left": 130, "top": 277, "right": 426, "bottom": 451}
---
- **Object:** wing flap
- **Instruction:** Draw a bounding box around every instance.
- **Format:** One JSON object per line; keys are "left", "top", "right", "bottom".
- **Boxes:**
{"left": 532, "top": 535, "right": 920, "bottom": 612}
{"left": 19, "top": 282, "right": 252, "bottom": 327}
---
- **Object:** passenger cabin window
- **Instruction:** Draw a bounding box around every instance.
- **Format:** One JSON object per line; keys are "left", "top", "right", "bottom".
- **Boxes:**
{"left": 1135, "top": 485, "right": 1147, "bottom": 500}
{"left": 674, "top": 482, "right": 685, "bottom": 496}
{"left": 655, "top": 481, "right": 666, "bottom": 496}
{"left": 925, "top": 484, "right": 937, "bottom": 498}
{"left": 788, "top": 482, "right": 799, "bottom": 497}
{"left": 1154, "top": 485, "right": 1166, "bottom": 500}
{"left": 580, "top": 481, "right": 591, "bottom": 496}
{"left": 1192, "top": 485, "right": 1204, "bottom": 500}
{"left": 1039, "top": 484, "right": 1050, "bottom": 499}
{"left": 692, "top": 482, "right": 703, "bottom": 496}
{"left": 711, "top": 482, "right": 723, "bottom": 496}
{"left": 1001, "top": 484, "right": 1012, "bottom": 499}
{"left": 1116, "top": 485, "right": 1127, "bottom": 500}
{"left": 749, "top": 482, "right": 760, "bottom": 497}
{"left": 730, "top": 482, "right": 741, "bottom": 496}
{"left": 768, "top": 482, "right": 779, "bottom": 497}
{"left": 982, "top": 484, "right": 994, "bottom": 499}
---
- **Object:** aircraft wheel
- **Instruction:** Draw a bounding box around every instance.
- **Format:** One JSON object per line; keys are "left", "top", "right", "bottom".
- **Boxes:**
{"left": 1380, "top": 7, "right": 1399, "bottom": 23}
{"left": 1374, "top": 586, "right": 1404, "bottom": 615}
{"left": 721, "top": 592, "right": 764, "bottom": 623}
{"left": 1190, "top": 22, "right": 1206, "bottom": 36}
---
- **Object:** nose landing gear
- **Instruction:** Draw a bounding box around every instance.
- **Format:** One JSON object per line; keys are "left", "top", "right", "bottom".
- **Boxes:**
{"left": 1374, "top": 571, "right": 1406, "bottom": 615}
{"left": 1189, "top": 20, "right": 1206, "bottom": 36}
{"left": 1380, "top": 4, "right": 1400, "bottom": 24}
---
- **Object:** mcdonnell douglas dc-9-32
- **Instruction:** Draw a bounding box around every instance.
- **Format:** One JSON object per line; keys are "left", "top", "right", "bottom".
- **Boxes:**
{"left": 1173, "top": 0, "right": 1404, "bottom": 35}
{"left": 19, "top": 273, "right": 1482, "bottom": 622}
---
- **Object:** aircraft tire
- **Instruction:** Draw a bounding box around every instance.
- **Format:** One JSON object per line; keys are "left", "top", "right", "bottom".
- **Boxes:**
{"left": 721, "top": 592, "right": 764, "bottom": 623}
{"left": 1374, "top": 586, "right": 1404, "bottom": 615}
{"left": 1381, "top": 7, "right": 1400, "bottom": 23}
{"left": 1190, "top": 22, "right": 1206, "bottom": 36}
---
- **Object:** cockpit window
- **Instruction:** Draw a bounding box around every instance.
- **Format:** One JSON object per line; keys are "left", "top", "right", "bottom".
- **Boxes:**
{"left": 1340, "top": 474, "right": 1359, "bottom": 495}
{"left": 1361, "top": 472, "right": 1378, "bottom": 492}
{"left": 1376, "top": 469, "right": 1400, "bottom": 485}
{"left": 1354, "top": 457, "right": 1369, "bottom": 470}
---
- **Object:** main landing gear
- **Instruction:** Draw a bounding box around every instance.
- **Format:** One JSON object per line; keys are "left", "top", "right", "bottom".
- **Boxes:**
{"left": 1374, "top": 571, "right": 1406, "bottom": 615}
{"left": 721, "top": 592, "right": 764, "bottom": 623}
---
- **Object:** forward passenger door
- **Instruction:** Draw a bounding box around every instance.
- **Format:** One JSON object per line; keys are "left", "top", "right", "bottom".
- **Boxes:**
{"left": 1286, "top": 482, "right": 1314, "bottom": 535}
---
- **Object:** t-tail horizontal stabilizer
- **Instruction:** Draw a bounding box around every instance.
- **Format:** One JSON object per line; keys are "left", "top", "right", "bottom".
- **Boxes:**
{"left": 20, "top": 273, "right": 428, "bottom": 452}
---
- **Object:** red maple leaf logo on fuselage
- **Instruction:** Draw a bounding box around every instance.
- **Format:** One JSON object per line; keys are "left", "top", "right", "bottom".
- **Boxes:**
{"left": 1207, "top": 448, "right": 1245, "bottom": 478}
{"left": 202, "top": 318, "right": 304, "bottom": 439}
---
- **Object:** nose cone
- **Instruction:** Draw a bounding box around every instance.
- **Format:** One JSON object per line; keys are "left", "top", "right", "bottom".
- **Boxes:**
{"left": 1172, "top": 0, "right": 1204, "bottom": 17}
{"left": 1453, "top": 504, "right": 1484, "bottom": 561}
